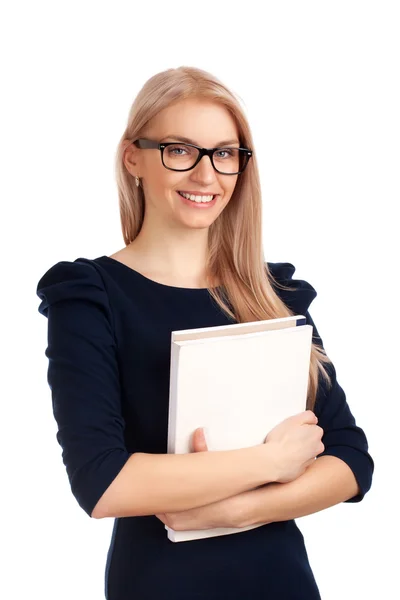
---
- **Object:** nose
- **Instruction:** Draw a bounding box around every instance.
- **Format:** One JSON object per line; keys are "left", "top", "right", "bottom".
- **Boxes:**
{"left": 191, "top": 154, "right": 218, "bottom": 181}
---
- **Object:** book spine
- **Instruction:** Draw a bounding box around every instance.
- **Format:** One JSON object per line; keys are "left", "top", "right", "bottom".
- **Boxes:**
{"left": 167, "top": 341, "right": 180, "bottom": 455}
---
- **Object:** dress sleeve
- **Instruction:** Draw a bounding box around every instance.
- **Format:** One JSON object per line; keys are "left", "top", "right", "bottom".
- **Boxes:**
{"left": 268, "top": 261, "right": 374, "bottom": 503}
{"left": 306, "top": 310, "right": 374, "bottom": 503}
{"left": 36, "top": 259, "right": 131, "bottom": 517}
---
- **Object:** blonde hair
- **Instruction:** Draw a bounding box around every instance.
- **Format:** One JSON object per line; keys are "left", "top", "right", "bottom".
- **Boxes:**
{"left": 115, "top": 66, "right": 333, "bottom": 411}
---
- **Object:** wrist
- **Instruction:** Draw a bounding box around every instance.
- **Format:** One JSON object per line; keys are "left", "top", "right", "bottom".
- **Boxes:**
{"left": 253, "top": 443, "right": 279, "bottom": 486}
{"left": 237, "top": 485, "right": 274, "bottom": 528}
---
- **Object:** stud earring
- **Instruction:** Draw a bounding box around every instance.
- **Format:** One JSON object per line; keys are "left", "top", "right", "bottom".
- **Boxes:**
{"left": 135, "top": 175, "right": 140, "bottom": 187}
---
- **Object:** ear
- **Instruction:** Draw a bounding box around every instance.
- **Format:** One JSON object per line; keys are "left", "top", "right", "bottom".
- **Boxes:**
{"left": 123, "top": 141, "right": 141, "bottom": 177}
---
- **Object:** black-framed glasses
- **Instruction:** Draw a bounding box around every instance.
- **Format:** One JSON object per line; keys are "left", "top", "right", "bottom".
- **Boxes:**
{"left": 133, "top": 138, "right": 253, "bottom": 175}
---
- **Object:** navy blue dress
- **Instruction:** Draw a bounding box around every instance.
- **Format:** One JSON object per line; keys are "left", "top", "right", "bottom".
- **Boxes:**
{"left": 36, "top": 255, "right": 374, "bottom": 599}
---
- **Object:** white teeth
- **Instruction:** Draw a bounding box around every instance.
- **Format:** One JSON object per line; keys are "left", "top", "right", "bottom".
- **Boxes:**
{"left": 180, "top": 192, "right": 215, "bottom": 203}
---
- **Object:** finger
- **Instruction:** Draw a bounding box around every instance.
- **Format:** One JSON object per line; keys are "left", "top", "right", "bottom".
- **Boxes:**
{"left": 155, "top": 513, "right": 166, "bottom": 524}
{"left": 298, "top": 410, "right": 318, "bottom": 425}
{"left": 191, "top": 428, "right": 208, "bottom": 452}
{"left": 197, "top": 428, "right": 208, "bottom": 451}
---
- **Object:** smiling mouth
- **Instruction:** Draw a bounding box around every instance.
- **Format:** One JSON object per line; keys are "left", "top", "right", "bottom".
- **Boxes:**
{"left": 177, "top": 191, "right": 217, "bottom": 203}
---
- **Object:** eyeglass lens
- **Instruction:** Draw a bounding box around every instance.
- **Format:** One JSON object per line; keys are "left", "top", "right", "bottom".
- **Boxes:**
{"left": 163, "top": 144, "right": 246, "bottom": 174}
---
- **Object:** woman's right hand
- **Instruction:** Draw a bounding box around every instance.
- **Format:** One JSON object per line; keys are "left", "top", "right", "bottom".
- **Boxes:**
{"left": 263, "top": 410, "right": 325, "bottom": 483}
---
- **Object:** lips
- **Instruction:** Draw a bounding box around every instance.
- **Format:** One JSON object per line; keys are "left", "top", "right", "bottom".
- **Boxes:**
{"left": 178, "top": 191, "right": 217, "bottom": 198}
{"left": 177, "top": 191, "right": 218, "bottom": 207}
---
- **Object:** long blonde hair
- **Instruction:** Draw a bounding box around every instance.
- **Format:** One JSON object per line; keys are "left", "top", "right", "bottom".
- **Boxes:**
{"left": 114, "top": 66, "right": 333, "bottom": 411}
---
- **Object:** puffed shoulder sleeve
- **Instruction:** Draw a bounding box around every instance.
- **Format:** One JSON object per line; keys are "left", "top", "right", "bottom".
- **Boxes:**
{"left": 268, "top": 261, "right": 374, "bottom": 503}
{"left": 36, "top": 259, "right": 131, "bottom": 517}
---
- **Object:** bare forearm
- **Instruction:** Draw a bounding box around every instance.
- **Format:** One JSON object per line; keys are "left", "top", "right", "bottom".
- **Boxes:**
{"left": 93, "top": 445, "right": 275, "bottom": 519}
{"left": 240, "top": 456, "right": 360, "bottom": 527}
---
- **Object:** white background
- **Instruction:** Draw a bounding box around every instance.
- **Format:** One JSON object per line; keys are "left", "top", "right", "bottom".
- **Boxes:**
{"left": 2, "top": 1, "right": 398, "bottom": 598}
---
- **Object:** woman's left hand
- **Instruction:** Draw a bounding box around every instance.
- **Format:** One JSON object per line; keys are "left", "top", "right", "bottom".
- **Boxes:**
{"left": 155, "top": 429, "right": 247, "bottom": 530}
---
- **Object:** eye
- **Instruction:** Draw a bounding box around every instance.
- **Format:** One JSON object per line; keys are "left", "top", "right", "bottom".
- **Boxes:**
{"left": 215, "top": 148, "right": 235, "bottom": 158}
{"left": 170, "top": 147, "right": 185, "bottom": 155}
{"left": 166, "top": 144, "right": 193, "bottom": 156}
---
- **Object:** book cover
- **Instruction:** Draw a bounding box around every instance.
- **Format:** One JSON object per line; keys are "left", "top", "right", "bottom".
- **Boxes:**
{"left": 166, "top": 315, "right": 312, "bottom": 542}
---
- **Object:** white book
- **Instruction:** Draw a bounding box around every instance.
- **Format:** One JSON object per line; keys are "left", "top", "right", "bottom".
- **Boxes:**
{"left": 166, "top": 315, "right": 313, "bottom": 542}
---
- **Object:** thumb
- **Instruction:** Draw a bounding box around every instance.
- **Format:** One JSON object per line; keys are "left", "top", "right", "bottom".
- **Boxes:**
{"left": 191, "top": 427, "right": 209, "bottom": 452}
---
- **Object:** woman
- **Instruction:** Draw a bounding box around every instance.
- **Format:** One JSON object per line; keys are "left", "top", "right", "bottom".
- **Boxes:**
{"left": 36, "top": 66, "right": 374, "bottom": 599}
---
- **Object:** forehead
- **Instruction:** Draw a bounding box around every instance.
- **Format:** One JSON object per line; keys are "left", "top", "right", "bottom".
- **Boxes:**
{"left": 147, "top": 98, "right": 239, "bottom": 146}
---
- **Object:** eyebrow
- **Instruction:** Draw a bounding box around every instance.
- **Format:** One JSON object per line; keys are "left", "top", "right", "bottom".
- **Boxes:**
{"left": 160, "top": 135, "right": 240, "bottom": 147}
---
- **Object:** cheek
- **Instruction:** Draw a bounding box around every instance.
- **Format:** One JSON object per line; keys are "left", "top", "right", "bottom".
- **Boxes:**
{"left": 163, "top": 174, "right": 183, "bottom": 195}
{"left": 226, "top": 179, "right": 238, "bottom": 197}
{"left": 145, "top": 158, "right": 176, "bottom": 190}
{"left": 148, "top": 175, "right": 177, "bottom": 203}
{"left": 224, "top": 186, "right": 237, "bottom": 204}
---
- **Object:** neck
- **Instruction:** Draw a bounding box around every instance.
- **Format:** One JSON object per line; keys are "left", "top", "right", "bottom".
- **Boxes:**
{"left": 127, "top": 222, "right": 211, "bottom": 287}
